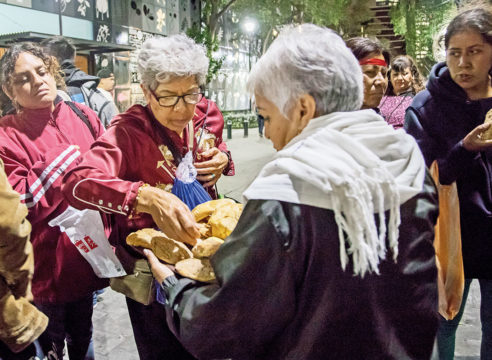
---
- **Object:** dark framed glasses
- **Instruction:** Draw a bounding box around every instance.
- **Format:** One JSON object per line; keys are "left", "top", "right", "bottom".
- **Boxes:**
{"left": 151, "top": 90, "right": 203, "bottom": 107}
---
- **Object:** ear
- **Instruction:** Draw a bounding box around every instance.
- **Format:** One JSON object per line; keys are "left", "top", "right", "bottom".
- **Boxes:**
{"left": 290, "top": 94, "right": 316, "bottom": 131}
{"left": 140, "top": 84, "right": 152, "bottom": 104}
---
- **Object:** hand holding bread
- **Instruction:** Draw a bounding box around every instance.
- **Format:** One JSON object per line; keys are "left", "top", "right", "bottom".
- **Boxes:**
{"left": 132, "top": 198, "right": 242, "bottom": 283}
{"left": 462, "top": 110, "right": 492, "bottom": 152}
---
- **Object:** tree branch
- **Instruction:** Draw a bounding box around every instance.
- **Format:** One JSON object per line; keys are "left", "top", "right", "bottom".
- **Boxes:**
{"left": 216, "top": 0, "right": 238, "bottom": 20}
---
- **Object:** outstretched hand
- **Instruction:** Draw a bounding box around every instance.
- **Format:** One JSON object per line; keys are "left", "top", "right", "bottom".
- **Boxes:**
{"left": 135, "top": 186, "right": 200, "bottom": 246}
{"left": 463, "top": 123, "right": 492, "bottom": 152}
{"left": 144, "top": 249, "right": 175, "bottom": 284}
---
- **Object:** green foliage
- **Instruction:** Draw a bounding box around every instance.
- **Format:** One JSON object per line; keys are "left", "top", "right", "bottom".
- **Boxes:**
{"left": 186, "top": 25, "right": 225, "bottom": 84}
{"left": 390, "top": 0, "right": 455, "bottom": 75}
{"left": 223, "top": 111, "right": 257, "bottom": 128}
{"left": 233, "top": 0, "right": 373, "bottom": 52}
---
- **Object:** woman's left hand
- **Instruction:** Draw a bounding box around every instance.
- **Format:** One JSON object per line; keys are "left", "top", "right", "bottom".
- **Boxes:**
{"left": 144, "top": 249, "right": 175, "bottom": 284}
{"left": 194, "top": 148, "right": 229, "bottom": 187}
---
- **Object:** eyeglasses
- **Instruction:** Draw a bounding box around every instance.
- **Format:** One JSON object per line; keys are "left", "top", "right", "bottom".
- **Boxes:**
{"left": 151, "top": 90, "right": 203, "bottom": 107}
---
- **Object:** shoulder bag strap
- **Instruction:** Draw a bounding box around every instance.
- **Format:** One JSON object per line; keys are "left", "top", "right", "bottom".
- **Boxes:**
{"left": 65, "top": 101, "right": 97, "bottom": 139}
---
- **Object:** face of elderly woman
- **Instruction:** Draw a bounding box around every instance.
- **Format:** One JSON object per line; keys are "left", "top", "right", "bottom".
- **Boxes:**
{"left": 255, "top": 93, "right": 311, "bottom": 151}
{"left": 143, "top": 76, "right": 200, "bottom": 134}
{"left": 6, "top": 52, "right": 57, "bottom": 110}
{"left": 360, "top": 52, "right": 388, "bottom": 109}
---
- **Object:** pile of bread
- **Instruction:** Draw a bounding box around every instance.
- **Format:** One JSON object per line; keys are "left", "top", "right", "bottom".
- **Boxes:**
{"left": 126, "top": 199, "right": 243, "bottom": 282}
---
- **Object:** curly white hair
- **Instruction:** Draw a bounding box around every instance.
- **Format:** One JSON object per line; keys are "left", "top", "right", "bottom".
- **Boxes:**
{"left": 247, "top": 24, "right": 363, "bottom": 117}
{"left": 138, "top": 34, "right": 209, "bottom": 90}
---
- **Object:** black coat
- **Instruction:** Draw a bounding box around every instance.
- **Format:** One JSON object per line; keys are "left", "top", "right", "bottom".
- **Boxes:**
{"left": 405, "top": 62, "right": 492, "bottom": 279}
{"left": 161, "top": 173, "right": 438, "bottom": 360}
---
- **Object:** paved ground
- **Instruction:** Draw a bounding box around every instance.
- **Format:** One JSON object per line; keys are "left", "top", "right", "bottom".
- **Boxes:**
{"left": 88, "top": 128, "right": 482, "bottom": 359}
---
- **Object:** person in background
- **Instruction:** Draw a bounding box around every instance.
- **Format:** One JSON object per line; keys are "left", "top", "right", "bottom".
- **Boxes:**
{"left": 405, "top": 7, "right": 492, "bottom": 360}
{"left": 380, "top": 55, "right": 425, "bottom": 129}
{"left": 0, "top": 158, "right": 50, "bottom": 360}
{"left": 41, "top": 36, "right": 117, "bottom": 128}
{"left": 346, "top": 37, "right": 390, "bottom": 115}
{"left": 96, "top": 68, "right": 115, "bottom": 96}
{"left": 0, "top": 42, "right": 107, "bottom": 360}
{"left": 145, "top": 24, "right": 438, "bottom": 360}
{"left": 62, "top": 34, "right": 233, "bottom": 360}
{"left": 96, "top": 68, "right": 119, "bottom": 121}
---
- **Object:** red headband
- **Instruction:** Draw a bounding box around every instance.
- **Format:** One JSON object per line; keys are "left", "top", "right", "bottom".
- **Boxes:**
{"left": 359, "top": 58, "right": 387, "bottom": 67}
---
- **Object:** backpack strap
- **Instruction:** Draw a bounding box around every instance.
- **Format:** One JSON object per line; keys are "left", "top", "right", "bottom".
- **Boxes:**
{"left": 65, "top": 101, "right": 97, "bottom": 140}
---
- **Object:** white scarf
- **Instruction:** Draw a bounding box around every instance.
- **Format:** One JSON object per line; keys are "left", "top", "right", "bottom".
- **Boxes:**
{"left": 243, "top": 110, "right": 426, "bottom": 277}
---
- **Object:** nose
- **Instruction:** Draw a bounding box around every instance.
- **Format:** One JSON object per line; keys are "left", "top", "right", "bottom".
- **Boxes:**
{"left": 32, "top": 72, "right": 44, "bottom": 85}
{"left": 458, "top": 53, "right": 470, "bottom": 67}
{"left": 374, "top": 71, "right": 386, "bottom": 86}
{"left": 173, "top": 96, "right": 187, "bottom": 111}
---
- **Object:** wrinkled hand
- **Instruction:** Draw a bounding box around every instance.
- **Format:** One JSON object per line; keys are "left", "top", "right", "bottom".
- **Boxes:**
{"left": 463, "top": 123, "right": 492, "bottom": 152}
{"left": 143, "top": 249, "right": 175, "bottom": 284}
{"left": 135, "top": 186, "right": 199, "bottom": 246}
{"left": 194, "top": 148, "right": 229, "bottom": 187}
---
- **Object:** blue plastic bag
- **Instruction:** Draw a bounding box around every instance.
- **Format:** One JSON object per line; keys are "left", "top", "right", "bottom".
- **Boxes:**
{"left": 171, "top": 151, "right": 211, "bottom": 210}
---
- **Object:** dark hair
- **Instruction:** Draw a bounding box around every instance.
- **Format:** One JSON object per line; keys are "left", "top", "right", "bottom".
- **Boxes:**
{"left": 0, "top": 42, "right": 62, "bottom": 112}
{"left": 40, "top": 36, "right": 76, "bottom": 65}
{"left": 345, "top": 37, "right": 390, "bottom": 65}
{"left": 386, "top": 55, "right": 425, "bottom": 95}
{"left": 445, "top": 8, "right": 492, "bottom": 49}
{"left": 97, "top": 68, "right": 113, "bottom": 79}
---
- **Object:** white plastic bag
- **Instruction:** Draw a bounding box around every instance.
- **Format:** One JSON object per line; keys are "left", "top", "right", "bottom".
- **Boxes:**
{"left": 49, "top": 206, "right": 126, "bottom": 278}
{"left": 175, "top": 151, "right": 197, "bottom": 184}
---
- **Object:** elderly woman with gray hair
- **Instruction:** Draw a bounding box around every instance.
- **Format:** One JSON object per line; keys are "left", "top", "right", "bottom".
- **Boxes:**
{"left": 145, "top": 24, "right": 439, "bottom": 360}
{"left": 62, "top": 34, "right": 233, "bottom": 360}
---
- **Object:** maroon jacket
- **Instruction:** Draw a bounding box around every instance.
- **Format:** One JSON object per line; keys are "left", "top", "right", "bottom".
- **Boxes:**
{"left": 0, "top": 101, "right": 108, "bottom": 303}
{"left": 62, "top": 103, "right": 234, "bottom": 270}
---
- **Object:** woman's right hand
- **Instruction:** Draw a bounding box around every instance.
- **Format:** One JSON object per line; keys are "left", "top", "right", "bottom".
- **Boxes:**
{"left": 463, "top": 123, "right": 492, "bottom": 152}
{"left": 135, "top": 186, "right": 199, "bottom": 246}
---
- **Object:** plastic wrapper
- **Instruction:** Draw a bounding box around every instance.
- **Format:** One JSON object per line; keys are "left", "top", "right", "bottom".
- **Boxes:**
{"left": 49, "top": 206, "right": 126, "bottom": 278}
{"left": 172, "top": 151, "right": 211, "bottom": 210}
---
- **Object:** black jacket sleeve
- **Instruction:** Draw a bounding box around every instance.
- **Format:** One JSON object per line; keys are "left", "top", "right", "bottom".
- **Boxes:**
{"left": 405, "top": 107, "right": 477, "bottom": 185}
{"left": 162, "top": 200, "right": 298, "bottom": 360}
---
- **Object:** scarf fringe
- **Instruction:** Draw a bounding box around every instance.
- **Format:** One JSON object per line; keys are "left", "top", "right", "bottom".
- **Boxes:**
{"left": 333, "top": 168, "right": 400, "bottom": 277}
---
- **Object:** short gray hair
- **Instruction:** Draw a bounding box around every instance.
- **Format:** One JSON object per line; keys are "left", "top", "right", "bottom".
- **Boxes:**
{"left": 247, "top": 24, "right": 363, "bottom": 116}
{"left": 138, "top": 34, "right": 209, "bottom": 90}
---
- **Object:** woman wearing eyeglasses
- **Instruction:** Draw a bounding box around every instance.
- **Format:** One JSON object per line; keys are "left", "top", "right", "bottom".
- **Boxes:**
{"left": 62, "top": 35, "right": 234, "bottom": 360}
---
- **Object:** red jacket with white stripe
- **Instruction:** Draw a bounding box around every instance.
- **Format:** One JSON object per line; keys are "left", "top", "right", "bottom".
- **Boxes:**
{"left": 61, "top": 104, "right": 234, "bottom": 271}
{"left": 0, "top": 101, "right": 108, "bottom": 304}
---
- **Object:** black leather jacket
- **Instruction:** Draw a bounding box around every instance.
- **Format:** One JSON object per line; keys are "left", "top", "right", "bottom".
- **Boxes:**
{"left": 162, "top": 172, "right": 439, "bottom": 360}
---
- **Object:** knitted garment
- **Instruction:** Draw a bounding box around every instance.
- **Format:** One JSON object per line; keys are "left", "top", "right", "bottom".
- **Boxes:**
{"left": 244, "top": 110, "right": 426, "bottom": 276}
{"left": 380, "top": 94, "right": 414, "bottom": 129}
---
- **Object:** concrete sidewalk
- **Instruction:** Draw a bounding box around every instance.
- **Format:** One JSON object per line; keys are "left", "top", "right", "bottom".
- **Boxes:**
{"left": 89, "top": 128, "right": 481, "bottom": 359}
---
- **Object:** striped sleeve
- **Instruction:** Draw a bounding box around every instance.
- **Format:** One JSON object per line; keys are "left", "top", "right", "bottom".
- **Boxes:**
{"left": 2, "top": 145, "right": 81, "bottom": 225}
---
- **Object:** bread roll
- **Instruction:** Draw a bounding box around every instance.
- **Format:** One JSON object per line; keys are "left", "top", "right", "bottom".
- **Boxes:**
{"left": 197, "top": 222, "right": 212, "bottom": 239}
{"left": 192, "top": 198, "right": 235, "bottom": 222}
{"left": 153, "top": 235, "right": 193, "bottom": 264}
{"left": 126, "top": 228, "right": 161, "bottom": 248}
{"left": 192, "top": 237, "right": 224, "bottom": 258}
{"left": 126, "top": 228, "right": 193, "bottom": 264}
{"left": 208, "top": 203, "right": 243, "bottom": 239}
{"left": 483, "top": 109, "right": 492, "bottom": 140}
{"left": 175, "top": 258, "right": 215, "bottom": 282}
